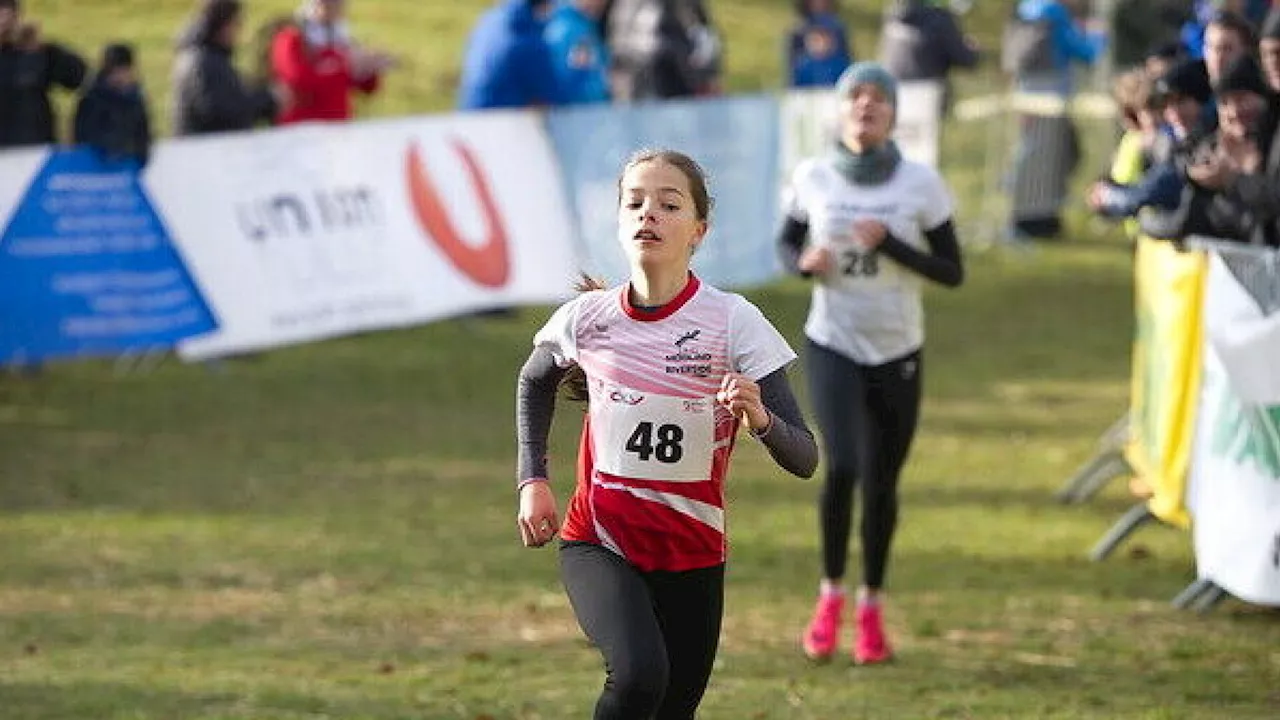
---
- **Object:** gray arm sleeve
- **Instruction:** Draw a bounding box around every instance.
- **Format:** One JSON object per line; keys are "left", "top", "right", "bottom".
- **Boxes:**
{"left": 753, "top": 369, "right": 819, "bottom": 479}
{"left": 516, "top": 346, "right": 569, "bottom": 485}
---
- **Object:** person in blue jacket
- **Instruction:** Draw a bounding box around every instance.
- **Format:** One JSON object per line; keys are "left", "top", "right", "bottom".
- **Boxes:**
{"left": 1010, "top": 0, "right": 1107, "bottom": 96}
{"left": 790, "top": 22, "right": 851, "bottom": 87}
{"left": 786, "top": 0, "right": 852, "bottom": 86}
{"left": 544, "top": 0, "right": 610, "bottom": 104}
{"left": 458, "top": 0, "right": 565, "bottom": 109}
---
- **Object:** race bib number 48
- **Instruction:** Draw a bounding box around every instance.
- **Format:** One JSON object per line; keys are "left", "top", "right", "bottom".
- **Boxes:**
{"left": 593, "top": 386, "right": 716, "bottom": 483}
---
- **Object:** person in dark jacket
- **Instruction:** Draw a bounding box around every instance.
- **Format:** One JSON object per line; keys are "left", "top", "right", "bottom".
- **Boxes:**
{"left": 1111, "top": 0, "right": 1178, "bottom": 72}
{"left": 172, "top": 0, "right": 280, "bottom": 136}
{"left": 458, "top": 0, "right": 564, "bottom": 109}
{"left": 1165, "top": 54, "right": 1280, "bottom": 245}
{"left": 878, "top": 0, "right": 978, "bottom": 115}
{"left": 879, "top": 2, "right": 978, "bottom": 81}
{"left": 74, "top": 43, "right": 151, "bottom": 167}
{"left": 607, "top": 0, "right": 723, "bottom": 100}
{"left": 0, "top": 0, "right": 87, "bottom": 148}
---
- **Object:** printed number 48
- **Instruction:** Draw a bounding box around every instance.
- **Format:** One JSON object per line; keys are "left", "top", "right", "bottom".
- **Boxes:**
{"left": 626, "top": 422, "right": 684, "bottom": 463}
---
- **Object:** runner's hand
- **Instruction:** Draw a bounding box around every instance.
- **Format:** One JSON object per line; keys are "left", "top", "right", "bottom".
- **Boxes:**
{"left": 518, "top": 481, "right": 559, "bottom": 548}
{"left": 717, "top": 372, "right": 769, "bottom": 432}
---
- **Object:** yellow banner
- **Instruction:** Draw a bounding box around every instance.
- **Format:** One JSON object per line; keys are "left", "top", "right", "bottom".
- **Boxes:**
{"left": 1124, "top": 237, "right": 1206, "bottom": 529}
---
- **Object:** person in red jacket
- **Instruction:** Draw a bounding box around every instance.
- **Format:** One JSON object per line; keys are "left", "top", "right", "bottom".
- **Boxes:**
{"left": 268, "top": 0, "right": 395, "bottom": 124}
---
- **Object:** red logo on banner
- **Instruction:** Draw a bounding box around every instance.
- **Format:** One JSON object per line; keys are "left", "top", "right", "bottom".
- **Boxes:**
{"left": 406, "top": 140, "right": 511, "bottom": 288}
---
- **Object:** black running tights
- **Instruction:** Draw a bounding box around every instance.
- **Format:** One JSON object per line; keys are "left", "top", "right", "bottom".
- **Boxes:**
{"left": 805, "top": 340, "right": 922, "bottom": 589}
{"left": 559, "top": 541, "right": 724, "bottom": 720}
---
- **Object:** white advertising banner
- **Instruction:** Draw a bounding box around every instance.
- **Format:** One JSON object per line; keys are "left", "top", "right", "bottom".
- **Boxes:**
{"left": 144, "top": 111, "right": 578, "bottom": 360}
{"left": 778, "top": 80, "right": 943, "bottom": 193}
{"left": 1187, "top": 252, "right": 1280, "bottom": 606}
{"left": 0, "top": 147, "right": 48, "bottom": 230}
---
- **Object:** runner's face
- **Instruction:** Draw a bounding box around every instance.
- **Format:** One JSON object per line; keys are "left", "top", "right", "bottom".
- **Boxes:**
{"left": 840, "top": 83, "right": 893, "bottom": 148}
{"left": 618, "top": 160, "right": 706, "bottom": 274}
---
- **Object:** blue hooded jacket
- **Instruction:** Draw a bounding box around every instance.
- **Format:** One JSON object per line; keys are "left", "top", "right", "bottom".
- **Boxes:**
{"left": 1016, "top": 0, "right": 1105, "bottom": 71}
{"left": 543, "top": 1, "right": 610, "bottom": 104}
{"left": 458, "top": 0, "right": 565, "bottom": 110}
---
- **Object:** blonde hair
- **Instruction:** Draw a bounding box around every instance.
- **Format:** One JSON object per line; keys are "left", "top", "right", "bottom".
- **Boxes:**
{"left": 1112, "top": 68, "right": 1160, "bottom": 127}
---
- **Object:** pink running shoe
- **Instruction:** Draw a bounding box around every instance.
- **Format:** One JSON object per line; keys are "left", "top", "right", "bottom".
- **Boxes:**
{"left": 853, "top": 601, "right": 893, "bottom": 665}
{"left": 801, "top": 592, "right": 845, "bottom": 660}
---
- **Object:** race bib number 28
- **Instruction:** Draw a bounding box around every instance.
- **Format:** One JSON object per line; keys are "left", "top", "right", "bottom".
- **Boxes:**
{"left": 593, "top": 386, "right": 716, "bottom": 483}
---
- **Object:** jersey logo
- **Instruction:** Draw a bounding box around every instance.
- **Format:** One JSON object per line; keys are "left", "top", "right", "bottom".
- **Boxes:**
{"left": 609, "top": 389, "right": 645, "bottom": 405}
{"left": 583, "top": 321, "right": 610, "bottom": 341}
{"left": 665, "top": 328, "right": 713, "bottom": 377}
{"left": 675, "top": 329, "right": 701, "bottom": 348}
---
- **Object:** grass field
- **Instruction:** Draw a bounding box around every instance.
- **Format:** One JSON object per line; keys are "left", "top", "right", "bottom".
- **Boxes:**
{"left": 4, "top": 1, "right": 1280, "bottom": 718}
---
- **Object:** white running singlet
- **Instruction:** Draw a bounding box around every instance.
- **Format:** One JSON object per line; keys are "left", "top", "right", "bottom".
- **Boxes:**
{"left": 783, "top": 156, "right": 953, "bottom": 365}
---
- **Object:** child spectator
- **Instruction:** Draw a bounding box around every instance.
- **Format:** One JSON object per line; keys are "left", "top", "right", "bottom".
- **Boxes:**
{"left": 791, "top": 23, "right": 850, "bottom": 87}
{"left": 786, "top": 0, "right": 852, "bottom": 87}
{"left": 74, "top": 43, "right": 151, "bottom": 167}
{"left": 1103, "top": 67, "right": 1170, "bottom": 237}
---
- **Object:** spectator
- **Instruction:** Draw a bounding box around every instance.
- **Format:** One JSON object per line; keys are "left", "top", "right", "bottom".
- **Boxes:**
{"left": 1260, "top": 7, "right": 1280, "bottom": 91}
{"left": 1175, "top": 53, "right": 1280, "bottom": 245}
{"left": 458, "top": 0, "right": 564, "bottom": 109}
{"left": 878, "top": 0, "right": 978, "bottom": 114}
{"left": 1104, "top": 68, "right": 1169, "bottom": 237}
{"left": 73, "top": 43, "right": 151, "bottom": 167}
{"left": 266, "top": 0, "right": 394, "bottom": 124}
{"left": 172, "top": 0, "right": 281, "bottom": 136}
{"left": 1181, "top": 0, "right": 1214, "bottom": 58}
{"left": 790, "top": 22, "right": 850, "bottom": 88}
{"left": 1182, "top": 0, "right": 1268, "bottom": 57}
{"left": 1112, "top": 0, "right": 1179, "bottom": 72}
{"left": 1003, "top": 0, "right": 1106, "bottom": 239}
{"left": 1087, "top": 57, "right": 1214, "bottom": 221}
{"left": 1002, "top": 0, "right": 1107, "bottom": 96}
{"left": 787, "top": 0, "right": 852, "bottom": 87}
{"left": 1202, "top": 10, "right": 1254, "bottom": 84}
{"left": 1146, "top": 39, "right": 1186, "bottom": 78}
{"left": 607, "top": 0, "right": 723, "bottom": 100}
{"left": 0, "top": 0, "right": 87, "bottom": 148}
{"left": 544, "top": 0, "right": 611, "bottom": 104}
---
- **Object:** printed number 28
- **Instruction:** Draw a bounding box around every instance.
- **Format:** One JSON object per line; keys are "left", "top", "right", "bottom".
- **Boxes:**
{"left": 841, "top": 252, "right": 879, "bottom": 277}
{"left": 626, "top": 422, "right": 684, "bottom": 464}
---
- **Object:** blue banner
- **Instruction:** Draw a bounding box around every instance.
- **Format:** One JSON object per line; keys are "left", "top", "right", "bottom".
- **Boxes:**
{"left": 0, "top": 149, "right": 217, "bottom": 363}
{"left": 546, "top": 95, "right": 781, "bottom": 289}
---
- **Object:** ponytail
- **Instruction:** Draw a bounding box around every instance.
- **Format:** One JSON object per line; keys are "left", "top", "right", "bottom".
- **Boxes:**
{"left": 558, "top": 273, "right": 606, "bottom": 403}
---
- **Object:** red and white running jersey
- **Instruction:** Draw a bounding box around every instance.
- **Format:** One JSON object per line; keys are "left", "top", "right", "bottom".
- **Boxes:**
{"left": 534, "top": 275, "right": 797, "bottom": 572}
